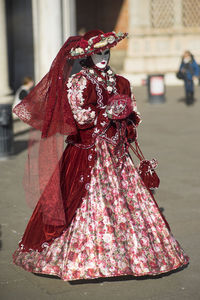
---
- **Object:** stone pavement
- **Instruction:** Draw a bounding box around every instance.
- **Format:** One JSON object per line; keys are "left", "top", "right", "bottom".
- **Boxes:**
{"left": 0, "top": 85, "right": 200, "bottom": 300}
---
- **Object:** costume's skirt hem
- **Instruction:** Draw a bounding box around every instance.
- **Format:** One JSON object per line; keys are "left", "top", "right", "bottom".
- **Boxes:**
{"left": 13, "top": 258, "right": 189, "bottom": 282}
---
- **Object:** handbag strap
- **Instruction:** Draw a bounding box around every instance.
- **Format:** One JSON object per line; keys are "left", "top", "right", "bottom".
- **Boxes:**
{"left": 127, "top": 140, "right": 145, "bottom": 161}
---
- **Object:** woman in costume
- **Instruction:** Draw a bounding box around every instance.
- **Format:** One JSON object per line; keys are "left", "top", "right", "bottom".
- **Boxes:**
{"left": 13, "top": 30, "right": 189, "bottom": 281}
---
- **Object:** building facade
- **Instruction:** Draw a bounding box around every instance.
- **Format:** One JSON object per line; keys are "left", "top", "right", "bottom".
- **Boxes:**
{"left": 124, "top": 0, "right": 200, "bottom": 85}
{"left": 1, "top": 0, "right": 200, "bottom": 107}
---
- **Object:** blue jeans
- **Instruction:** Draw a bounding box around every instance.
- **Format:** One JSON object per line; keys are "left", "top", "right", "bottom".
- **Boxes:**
{"left": 184, "top": 79, "right": 194, "bottom": 94}
{"left": 184, "top": 79, "right": 194, "bottom": 105}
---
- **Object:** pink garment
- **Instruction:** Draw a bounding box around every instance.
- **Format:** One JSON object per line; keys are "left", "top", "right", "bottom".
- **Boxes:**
{"left": 13, "top": 137, "right": 189, "bottom": 281}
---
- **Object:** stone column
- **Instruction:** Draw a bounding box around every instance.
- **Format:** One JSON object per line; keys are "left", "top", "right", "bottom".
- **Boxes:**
{"left": 129, "top": 0, "right": 151, "bottom": 31}
{"left": 124, "top": 0, "right": 152, "bottom": 85}
{"left": 0, "top": 0, "right": 13, "bottom": 104}
{"left": 0, "top": 0, "right": 13, "bottom": 158}
{"left": 32, "top": 0, "right": 63, "bottom": 82}
{"left": 174, "top": 0, "right": 182, "bottom": 29}
{"left": 62, "top": 0, "right": 76, "bottom": 41}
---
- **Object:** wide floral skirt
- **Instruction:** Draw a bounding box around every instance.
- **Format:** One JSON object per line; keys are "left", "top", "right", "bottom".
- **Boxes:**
{"left": 13, "top": 137, "right": 189, "bottom": 281}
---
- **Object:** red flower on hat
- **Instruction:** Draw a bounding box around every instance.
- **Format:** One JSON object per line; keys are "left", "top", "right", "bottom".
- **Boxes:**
{"left": 78, "top": 39, "right": 88, "bottom": 49}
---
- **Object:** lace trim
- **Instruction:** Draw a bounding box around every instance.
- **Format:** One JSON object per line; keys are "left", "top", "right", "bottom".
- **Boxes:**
{"left": 99, "top": 130, "right": 119, "bottom": 146}
{"left": 82, "top": 70, "right": 105, "bottom": 109}
{"left": 67, "top": 74, "right": 96, "bottom": 125}
{"left": 13, "top": 102, "right": 32, "bottom": 122}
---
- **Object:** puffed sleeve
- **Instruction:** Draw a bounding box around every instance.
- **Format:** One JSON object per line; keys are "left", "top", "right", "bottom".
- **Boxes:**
{"left": 66, "top": 73, "right": 98, "bottom": 129}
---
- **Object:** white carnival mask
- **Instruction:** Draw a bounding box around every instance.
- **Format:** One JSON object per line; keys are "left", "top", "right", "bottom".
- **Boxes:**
{"left": 91, "top": 49, "right": 110, "bottom": 69}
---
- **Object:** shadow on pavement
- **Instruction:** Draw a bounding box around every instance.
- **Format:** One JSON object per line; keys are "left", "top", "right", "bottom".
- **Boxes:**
{"left": 13, "top": 140, "right": 28, "bottom": 155}
{"left": 69, "top": 264, "right": 189, "bottom": 285}
{"left": 14, "top": 128, "right": 30, "bottom": 138}
{"left": 34, "top": 273, "right": 61, "bottom": 280}
{"left": 33, "top": 264, "right": 189, "bottom": 284}
{"left": 177, "top": 97, "right": 196, "bottom": 106}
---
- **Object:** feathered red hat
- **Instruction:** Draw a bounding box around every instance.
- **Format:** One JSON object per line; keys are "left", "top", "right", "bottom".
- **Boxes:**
{"left": 68, "top": 30, "right": 128, "bottom": 59}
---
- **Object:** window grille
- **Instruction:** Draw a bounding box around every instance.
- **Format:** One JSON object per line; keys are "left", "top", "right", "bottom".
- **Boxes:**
{"left": 182, "top": 0, "right": 200, "bottom": 27}
{"left": 151, "top": 0, "right": 174, "bottom": 28}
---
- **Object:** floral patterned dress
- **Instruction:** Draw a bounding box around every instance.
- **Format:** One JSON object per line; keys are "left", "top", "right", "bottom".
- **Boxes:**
{"left": 13, "top": 66, "right": 189, "bottom": 281}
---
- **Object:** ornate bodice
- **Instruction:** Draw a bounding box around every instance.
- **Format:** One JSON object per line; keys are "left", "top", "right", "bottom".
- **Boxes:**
{"left": 66, "top": 66, "right": 140, "bottom": 148}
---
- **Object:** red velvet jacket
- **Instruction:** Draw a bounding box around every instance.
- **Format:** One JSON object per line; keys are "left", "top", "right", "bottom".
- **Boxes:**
{"left": 66, "top": 67, "right": 140, "bottom": 147}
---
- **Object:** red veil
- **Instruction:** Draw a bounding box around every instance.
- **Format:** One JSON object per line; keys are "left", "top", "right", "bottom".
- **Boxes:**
{"left": 13, "top": 36, "right": 81, "bottom": 227}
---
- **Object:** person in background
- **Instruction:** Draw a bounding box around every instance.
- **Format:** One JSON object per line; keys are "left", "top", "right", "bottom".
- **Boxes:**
{"left": 13, "top": 77, "right": 34, "bottom": 111}
{"left": 178, "top": 51, "right": 199, "bottom": 105}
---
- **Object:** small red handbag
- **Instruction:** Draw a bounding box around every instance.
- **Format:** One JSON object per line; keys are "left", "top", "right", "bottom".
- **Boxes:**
{"left": 128, "top": 141, "right": 160, "bottom": 190}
